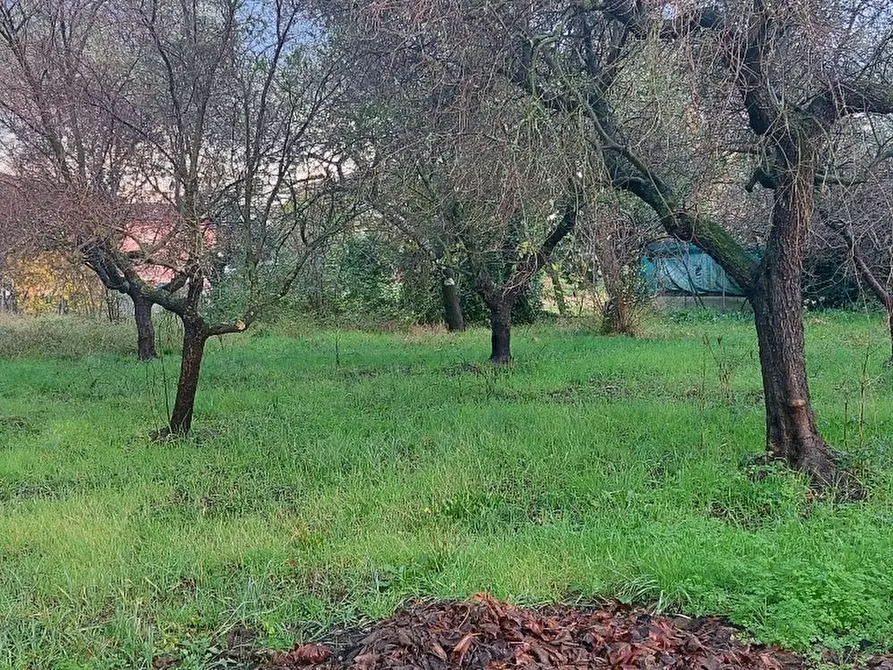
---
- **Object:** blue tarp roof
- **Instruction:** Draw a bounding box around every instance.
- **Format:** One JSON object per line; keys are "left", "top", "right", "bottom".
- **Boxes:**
{"left": 642, "top": 241, "right": 751, "bottom": 297}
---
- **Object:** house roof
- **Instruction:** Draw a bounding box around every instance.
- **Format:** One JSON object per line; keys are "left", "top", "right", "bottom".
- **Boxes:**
{"left": 120, "top": 203, "right": 216, "bottom": 287}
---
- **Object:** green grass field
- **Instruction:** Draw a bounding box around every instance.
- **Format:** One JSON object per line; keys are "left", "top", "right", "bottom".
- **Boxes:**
{"left": 2, "top": 311, "right": 893, "bottom": 669}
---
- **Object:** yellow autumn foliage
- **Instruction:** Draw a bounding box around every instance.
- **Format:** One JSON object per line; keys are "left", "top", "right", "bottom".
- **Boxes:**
{"left": 3, "top": 253, "right": 104, "bottom": 315}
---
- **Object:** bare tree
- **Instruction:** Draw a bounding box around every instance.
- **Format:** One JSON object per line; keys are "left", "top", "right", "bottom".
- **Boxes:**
{"left": 581, "top": 192, "right": 656, "bottom": 335}
{"left": 385, "top": 116, "right": 583, "bottom": 363}
{"left": 0, "top": 0, "right": 359, "bottom": 435}
{"left": 366, "top": 156, "right": 470, "bottom": 331}
{"left": 506, "top": 0, "right": 893, "bottom": 487}
{"left": 818, "top": 146, "right": 893, "bottom": 359}
{"left": 0, "top": 0, "right": 160, "bottom": 354}
{"left": 327, "top": 4, "right": 585, "bottom": 361}
{"left": 369, "top": 151, "right": 580, "bottom": 353}
{"left": 334, "top": 0, "right": 893, "bottom": 486}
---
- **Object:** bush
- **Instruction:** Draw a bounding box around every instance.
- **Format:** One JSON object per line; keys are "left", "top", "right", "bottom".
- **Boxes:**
{"left": 284, "top": 231, "right": 548, "bottom": 329}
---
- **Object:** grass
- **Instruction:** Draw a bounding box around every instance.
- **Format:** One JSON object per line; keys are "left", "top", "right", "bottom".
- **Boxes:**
{"left": 1, "top": 310, "right": 893, "bottom": 668}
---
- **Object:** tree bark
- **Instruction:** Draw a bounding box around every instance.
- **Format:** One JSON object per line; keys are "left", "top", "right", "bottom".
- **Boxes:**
{"left": 133, "top": 294, "right": 157, "bottom": 360}
{"left": 489, "top": 296, "right": 514, "bottom": 364}
{"left": 440, "top": 267, "right": 465, "bottom": 331}
{"left": 870, "top": 298, "right": 893, "bottom": 364}
{"left": 601, "top": 267, "right": 637, "bottom": 335}
{"left": 166, "top": 321, "right": 208, "bottom": 436}
{"left": 105, "top": 289, "right": 121, "bottom": 322}
{"left": 751, "top": 289, "right": 839, "bottom": 484}
{"left": 601, "top": 296, "right": 632, "bottom": 335}
{"left": 749, "top": 154, "right": 841, "bottom": 487}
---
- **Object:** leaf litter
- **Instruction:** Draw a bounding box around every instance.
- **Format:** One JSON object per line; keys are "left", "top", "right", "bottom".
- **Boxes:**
{"left": 158, "top": 594, "right": 893, "bottom": 669}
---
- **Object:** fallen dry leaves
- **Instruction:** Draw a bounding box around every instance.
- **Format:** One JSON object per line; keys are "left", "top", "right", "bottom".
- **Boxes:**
{"left": 264, "top": 594, "right": 804, "bottom": 669}
{"left": 154, "top": 594, "right": 893, "bottom": 669}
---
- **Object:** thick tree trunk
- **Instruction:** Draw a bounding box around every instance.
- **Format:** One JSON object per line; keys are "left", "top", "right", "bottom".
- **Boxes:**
{"left": 166, "top": 321, "right": 208, "bottom": 436}
{"left": 751, "top": 289, "right": 839, "bottom": 485}
{"left": 440, "top": 268, "right": 465, "bottom": 331}
{"left": 133, "top": 295, "right": 157, "bottom": 360}
{"left": 489, "top": 297, "right": 514, "bottom": 364}
{"left": 750, "top": 154, "right": 841, "bottom": 487}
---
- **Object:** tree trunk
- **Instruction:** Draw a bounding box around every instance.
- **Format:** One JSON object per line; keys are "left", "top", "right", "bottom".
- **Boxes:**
{"left": 489, "top": 297, "right": 513, "bottom": 364}
{"left": 750, "top": 288, "right": 840, "bottom": 484}
{"left": 546, "top": 264, "right": 568, "bottom": 317}
{"left": 133, "top": 295, "right": 157, "bottom": 360}
{"left": 601, "top": 267, "right": 636, "bottom": 336}
{"left": 105, "top": 289, "right": 121, "bottom": 322}
{"left": 750, "top": 153, "right": 841, "bottom": 487}
{"left": 440, "top": 268, "right": 465, "bottom": 331}
{"left": 166, "top": 321, "right": 208, "bottom": 436}
{"left": 601, "top": 296, "right": 631, "bottom": 335}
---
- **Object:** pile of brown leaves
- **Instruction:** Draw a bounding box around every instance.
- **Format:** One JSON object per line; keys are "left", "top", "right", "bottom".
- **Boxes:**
{"left": 265, "top": 594, "right": 804, "bottom": 669}
{"left": 153, "top": 594, "right": 893, "bottom": 669}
